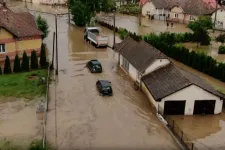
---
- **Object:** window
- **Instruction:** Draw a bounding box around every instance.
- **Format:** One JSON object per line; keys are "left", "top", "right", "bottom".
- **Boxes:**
{"left": 175, "top": 13, "right": 178, "bottom": 18}
{"left": 190, "top": 15, "right": 195, "bottom": 21}
{"left": 122, "top": 57, "right": 129, "bottom": 71}
{"left": 0, "top": 44, "right": 5, "bottom": 53}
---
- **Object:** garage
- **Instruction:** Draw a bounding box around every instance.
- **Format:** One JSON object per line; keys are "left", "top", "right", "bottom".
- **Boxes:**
{"left": 193, "top": 100, "right": 215, "bottom": 115}
{"left": 164, "top": 101, "right": 186, "bottom": 115}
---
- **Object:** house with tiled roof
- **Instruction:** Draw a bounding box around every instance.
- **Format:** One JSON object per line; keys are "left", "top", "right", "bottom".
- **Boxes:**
{"left": 115, "top": 38, "right": 225, "bottom": 115}
{"left": 0, "top": 3, "right": 43, "bottom": 63}
{"left": 141, "top": 0, "right": 218, "bottom": 24}
{"left": 168, "top": 0, "right": 217, "bottom": 24}
{"left": 212, "top": 6, "right": 225, "bottom": 30}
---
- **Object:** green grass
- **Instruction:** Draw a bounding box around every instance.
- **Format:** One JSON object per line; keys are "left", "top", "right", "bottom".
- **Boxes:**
{"left": 0, "top": 69, "right": 47, "bottom": 99}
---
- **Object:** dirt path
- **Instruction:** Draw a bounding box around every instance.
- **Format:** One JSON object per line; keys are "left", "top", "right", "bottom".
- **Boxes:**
{"left": 0, "top": 97, "right": 43, "bottom": 149}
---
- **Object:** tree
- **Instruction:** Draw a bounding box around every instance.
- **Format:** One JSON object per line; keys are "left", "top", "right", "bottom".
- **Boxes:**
{"left": 13, "top": 54, "right": 21, "bottom": 73}
{"left": 216, "top": 34, "right": 225, "bottom": 44}
{"left": 71, "top": 1, "right": 91, "bottom": 27}
{"left": 188, "top": 16, "right": 213, "bottom": 46}
{"left": 40, "top": 44, "right": 47, "bottom": 68}
{"left": 4, "top": 56, "right": 12, "bottom": 74}
{"left": 31, "top": 50, "right": 38, "bottom": 69}
{"left": 21, "top": 51, "right": 29, "bottom": 72}
{"left": 36, "top": 15, "right": 49, "bottom": 39}
{"left": 101, "top": 0, "right": 116, "bottom": 13}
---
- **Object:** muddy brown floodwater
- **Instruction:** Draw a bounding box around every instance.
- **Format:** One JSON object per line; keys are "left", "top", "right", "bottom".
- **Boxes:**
{"left": 45, "top": 14, "right": 180, "bottom": 150}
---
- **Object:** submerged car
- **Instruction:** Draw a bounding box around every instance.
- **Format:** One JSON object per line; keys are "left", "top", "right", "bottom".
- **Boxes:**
{"left": 96, "top": 80, "right": 113, "bottom": 96}
{"left": 86, "top": 60, "right": 103, "bottom": 73}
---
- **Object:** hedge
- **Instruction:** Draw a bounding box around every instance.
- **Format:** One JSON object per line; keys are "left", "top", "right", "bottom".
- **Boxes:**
{"left": 97, "top": 20, "right": 225, "bottom": 82}
{"left": 219, "top": 45, "right": 225, "bottom": 54}
{"left": 118, "top": 4, "right": 140, "bottom": 15}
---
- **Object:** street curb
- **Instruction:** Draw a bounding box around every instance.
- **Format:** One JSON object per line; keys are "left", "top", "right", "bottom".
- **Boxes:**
{"left": 156, "top": 113, "right": 188, "bottom": 150}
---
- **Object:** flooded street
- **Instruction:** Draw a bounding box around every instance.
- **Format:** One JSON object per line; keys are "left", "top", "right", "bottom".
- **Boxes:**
{"left": 4, "top": 1, "right": 225, "bottom": 149}
{"left": 4, "top": 1, "right": 179, "bottom": 149}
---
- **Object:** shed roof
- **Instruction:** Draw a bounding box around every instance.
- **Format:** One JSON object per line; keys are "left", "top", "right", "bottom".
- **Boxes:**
{"left": 114, "top": 38, "right": 167, "bottom": 73}
{"left": 142, "top": 63, "right": 225, "bottom": 101}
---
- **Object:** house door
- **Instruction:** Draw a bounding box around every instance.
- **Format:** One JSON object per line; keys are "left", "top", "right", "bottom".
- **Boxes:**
{"left": 193, "top": 100, "right": 215, "bottom": 115}
{"left": 164, "top": 101, "right": 186, "bottom": 115}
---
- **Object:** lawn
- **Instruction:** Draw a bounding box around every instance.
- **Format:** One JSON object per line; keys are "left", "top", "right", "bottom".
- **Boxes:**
{"left": 0, "top": 70, "right": 47, "bottom": 99}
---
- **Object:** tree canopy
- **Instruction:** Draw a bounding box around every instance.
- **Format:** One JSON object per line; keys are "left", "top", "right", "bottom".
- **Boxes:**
{"left": 36, "top": 15, "right": 49, "bottom": 39}
{"left": 69, "top": 0, "right": 116, "bottom": 26}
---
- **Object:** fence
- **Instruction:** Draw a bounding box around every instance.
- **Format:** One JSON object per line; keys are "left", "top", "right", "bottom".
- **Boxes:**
{"left": 157, "top": 105, "right": 196, "bottom": 150}
{"left": 42, "top": 64, "right": 51, "bottom": 148}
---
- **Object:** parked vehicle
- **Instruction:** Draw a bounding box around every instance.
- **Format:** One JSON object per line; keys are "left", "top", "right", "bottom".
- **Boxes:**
{"left": 84, "top": 27, "right": 109, "bottom": 48}
{"left": 86, "top": 60, "right": 103, "bottom": 73}
{"left": 96, "top": 80, "right": 113, "bottom": 96}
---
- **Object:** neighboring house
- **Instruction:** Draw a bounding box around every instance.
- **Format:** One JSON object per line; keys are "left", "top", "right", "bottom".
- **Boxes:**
{"left": 212, "top": 8, "right": 225, "bottom": 30}
{"left": 142, "top": 64, "right": 224, "bottom": 115}
{"left": 169, "top": 0, "right": 217, "bottom": 24}
{"left": 22, "top": 0, "right": 66, "bottom": 5}
{"left": 116, "top": 0, "right": 137, "bottom": 7}
{"left": 0, "top": 3, "right": 43, "bottom": 62}
{"left": 141, "top": 0, "right": 170, "bottom": 20}
{"left": 115, "top": 38, "right": 170, "bottom": 84}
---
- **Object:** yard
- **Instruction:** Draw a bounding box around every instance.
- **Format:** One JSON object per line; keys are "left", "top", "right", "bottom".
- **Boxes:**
{"left": 0, "top": 70, "right": 47, "bottom": 99}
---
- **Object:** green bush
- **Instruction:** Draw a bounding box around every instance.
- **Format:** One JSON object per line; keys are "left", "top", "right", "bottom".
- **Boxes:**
{"left": 29, "top": 139, "right": 54, "bottom": 150}
{"left": 4, "top": 56, "right": 12, "bottom": 74}
{"left": 21, "top": 51, "right": 30, "bottom": 72}
{"left": 218, "top": 45, "right": 225, "bottom": 54}
{"left": 216, "top": 34, "right": 225, "bottom": 44}
{"left": 31, "top": 50, "right": 39, "bottom": 69}
{"left": 118, "top": 4, "right": 140, "bottom": 15}
{"left": 13, "top": 54, "right": 21, "bottom": 73}
{"left": 40, "top": 44, "right": 48, "bottom": 68}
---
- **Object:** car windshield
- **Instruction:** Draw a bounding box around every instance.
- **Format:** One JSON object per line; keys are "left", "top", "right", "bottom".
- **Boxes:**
{"left": 94, "top": 65, "right": 101, "bottom": 68}
{"left": 103, "top": 86, "right": 111, "bottom": 91}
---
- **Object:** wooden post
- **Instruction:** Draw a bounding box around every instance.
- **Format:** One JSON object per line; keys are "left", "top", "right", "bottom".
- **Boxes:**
{"left": 50, "top": 32, "right": 55, "bottom": 70}
{"left": 55, "top": 14, "right": 58, "bottom": 75}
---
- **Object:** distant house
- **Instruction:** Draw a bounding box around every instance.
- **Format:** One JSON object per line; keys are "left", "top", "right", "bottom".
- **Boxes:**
{"left": 141, "top": 0, "right": 170, "bottom": 20}
{"left": 168, "top": 0, "right": 217, "bottom": 24}
{"left": 142, "top": 64, "right": 224, "bottom": 115}
{"left": 115, "top": 38, "right": 225, "bottom": 115}
{"left": 115, "top": 38, "right": 170, "bottom": 84}
{"left": 0, "top": 3, "right": 43, "bottom": 62}
{"left": 212, "top": 8, "right": 225, "bottom": 30}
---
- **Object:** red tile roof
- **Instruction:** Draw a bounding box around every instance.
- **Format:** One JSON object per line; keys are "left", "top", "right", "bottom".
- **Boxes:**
{"left": 0, "top": 5, "right": 43, "bottom": 38}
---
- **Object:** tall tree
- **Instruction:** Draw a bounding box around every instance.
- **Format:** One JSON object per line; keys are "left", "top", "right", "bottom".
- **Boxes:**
{"left": 21, "top": 51, "right": 30, "bottom": 72}
{"left": 13, "top": 54, "right": 21, "bottom": 73}
{"left": 4, "top": 56, "right": 12, "bottom": 74}
{"left": 31, "top": 50, "right": 38, "bottom": 69}
{"left": 36, "top": 15, "right": 49, "bottom": 39}
{"left": 188, "top": 16, "right": 213, "bottom": 46}
{"left": 40, "top": 44, "right": 47, "bottom": 68}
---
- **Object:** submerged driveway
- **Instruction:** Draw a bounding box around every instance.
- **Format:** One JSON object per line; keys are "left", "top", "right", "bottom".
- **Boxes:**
{"left": 46, "top": 24, "right": 180, "bottom": 149}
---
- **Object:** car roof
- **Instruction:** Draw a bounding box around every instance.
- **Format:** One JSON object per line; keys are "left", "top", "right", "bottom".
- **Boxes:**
{"left": 90, "top": 60, "right": 101, "bottom": 65}
{"left": 86, "top": 27, "right": 99, "bottom": 30}
{"left": 99, "top": 80, "right": 111, "bottom": 86}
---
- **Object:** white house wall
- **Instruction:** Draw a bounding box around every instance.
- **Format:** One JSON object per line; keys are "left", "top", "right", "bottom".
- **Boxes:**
{"left": 212, "top": 9, "right": 225, "bottom": 29}
{"left": 161, "top": 85, "right": 222, "bottom": 115}
{"left": 144, "top": 59, "right": 170, "bottom": 75}
{"left": 142, "top": 2, "right": 154, "bottom": 16}
{"left": 120, "top": 55, "right": 138, "bottom": 81}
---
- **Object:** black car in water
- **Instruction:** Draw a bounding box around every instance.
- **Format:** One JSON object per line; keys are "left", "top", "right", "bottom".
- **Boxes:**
{"left": 86, "top": 60, "right": 102, "bottom": 73}
{"left": 96, "top": 80, "right": 113, "bottom": 96}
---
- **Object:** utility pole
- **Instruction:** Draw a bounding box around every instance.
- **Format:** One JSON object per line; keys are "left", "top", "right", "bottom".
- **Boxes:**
{"left": 55, "top": 14, "right": 58, "bottom": 75}
{"left": 213, "top": 0, "right": 219, "bottom": 33}
{"left": 139, "top": 3, "right": 143, "bottom": 26}
{"left": 50, "top": 32, "right": 56, "bottom": 70}
{"left": 113, "top": 12, "right": 116, "bottom": 48}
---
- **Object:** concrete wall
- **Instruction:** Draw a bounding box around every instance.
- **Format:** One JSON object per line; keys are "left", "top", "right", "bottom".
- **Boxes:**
{"left": 144, "top": 59, "right": 170, "bottom": 75}
{"left": 212, "top": 9, "right": 225, "bottom": 29}
{"left": 161, "top": 85, "right": 223, "bottom": 115}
